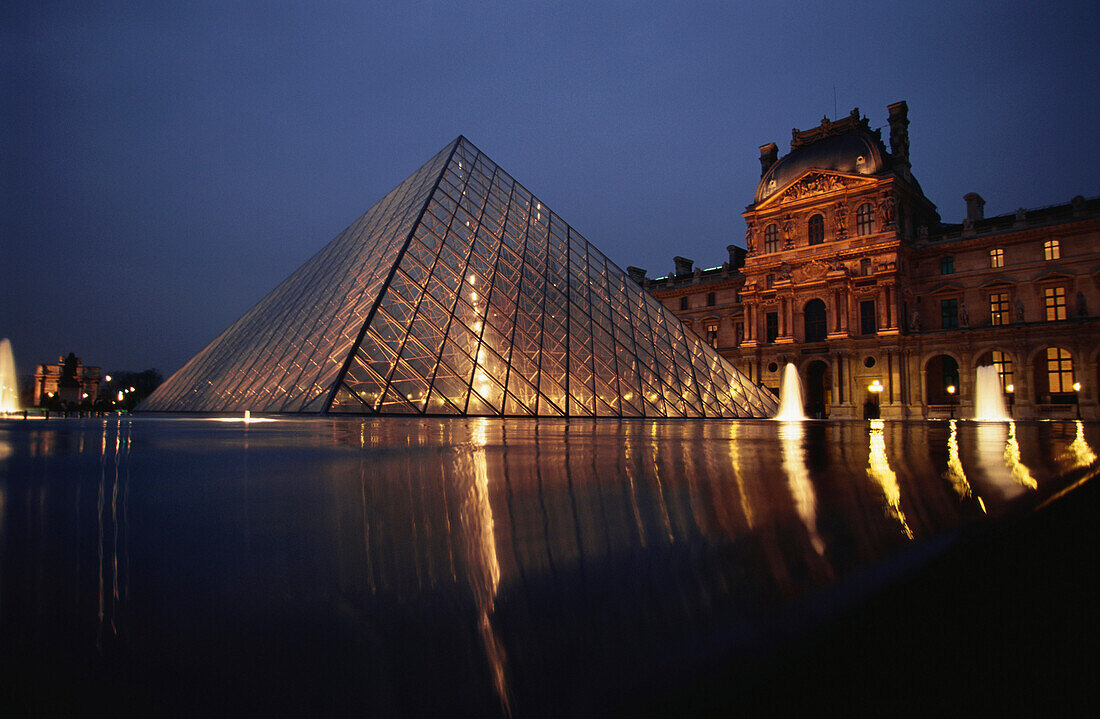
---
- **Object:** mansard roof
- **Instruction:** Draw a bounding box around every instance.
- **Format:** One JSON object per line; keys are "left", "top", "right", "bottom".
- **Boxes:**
{"left": 754, "top": 109, "right": 890, "bottom": 205}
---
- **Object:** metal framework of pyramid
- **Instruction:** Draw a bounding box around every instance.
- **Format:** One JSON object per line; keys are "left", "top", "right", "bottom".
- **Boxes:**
{"left": 141, "top": 137, "right": 778, "bottom": 418}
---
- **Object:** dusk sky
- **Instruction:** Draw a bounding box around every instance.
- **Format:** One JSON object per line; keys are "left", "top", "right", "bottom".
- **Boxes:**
{"left": 3, "top": 1, "right": 1098, "bottom": 377}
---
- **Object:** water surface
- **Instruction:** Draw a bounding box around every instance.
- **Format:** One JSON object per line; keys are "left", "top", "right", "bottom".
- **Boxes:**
{"left": 1, "top": 417, "right": 1096, "bottom": 716}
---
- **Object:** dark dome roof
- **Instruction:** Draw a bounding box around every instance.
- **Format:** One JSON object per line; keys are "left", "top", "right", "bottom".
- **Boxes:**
{"left": 754, "top": 131, "right": 887, "bottom": 204}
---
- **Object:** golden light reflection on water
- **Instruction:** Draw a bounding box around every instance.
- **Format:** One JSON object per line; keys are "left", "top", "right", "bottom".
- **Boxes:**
{"left": 867, "top": 420, "right": 913, "bottom": 540}
{"left": 1004, "top": 421, "right": 1037, "bottom": 490}
{"left": 778, "top": 421, "right": 826, "bottom": 556}
{"left": 1065, "top": 420, "right": 1098, "bottom": 469}
{"left": 462, "top": 418, "right": 509, "bottom": 717}
{"left": 943, "top": 419, "right": 973, "bottom": 502}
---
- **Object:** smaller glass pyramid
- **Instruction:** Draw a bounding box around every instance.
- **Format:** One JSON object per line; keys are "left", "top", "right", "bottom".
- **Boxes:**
{"left": 141, "top": 137, "right": 778, "bottom": 418}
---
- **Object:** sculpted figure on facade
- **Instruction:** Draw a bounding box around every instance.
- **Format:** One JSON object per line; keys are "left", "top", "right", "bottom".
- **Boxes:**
{"left": 878, "top": 191, "right": 897, "bottom": 230}
{"left": 780, "top": 173, "right": 846, "bottom": 202}
{"left": 833, "top": 202, "right": 848, "bottom": 239}
{"left": 1014, "top": 297, "right": 1026, "bottom": 323}
{"left": 745, "top": 221, "right": 756, "bottom": 255}
{"left": 781, "top": 215, "right": 795, "bottom": 248}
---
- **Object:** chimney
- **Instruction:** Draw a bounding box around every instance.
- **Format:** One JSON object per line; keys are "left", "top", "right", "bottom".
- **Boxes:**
{"left": 964, "top": 193, "right": 985, "bottom": 223}
{"left": 626, "top": 266, "right": 647, "bottom": 284}
{"left": 887, "top": 101, "right": 910, "bottom": 167}
{"left": 759, "top": 143, "right": 778, "bottom": 177}
{"left": 673, "top": 256, "right": 694, "bottom": 276}
{"left": 726, "top": 244, "right": 746, "bottom": 269}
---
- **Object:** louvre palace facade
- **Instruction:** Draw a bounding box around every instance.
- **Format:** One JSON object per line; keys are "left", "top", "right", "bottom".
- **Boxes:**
{"left": 643, "top": 102, "right": 1100, "bottom": 420}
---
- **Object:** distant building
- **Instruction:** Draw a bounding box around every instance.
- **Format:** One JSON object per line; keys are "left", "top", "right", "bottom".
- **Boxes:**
{"left": 643, "top": 102, "right": 1099, "bottom": 420}
{"left": 33, "top": 353, "right": 101, "bottom": 407}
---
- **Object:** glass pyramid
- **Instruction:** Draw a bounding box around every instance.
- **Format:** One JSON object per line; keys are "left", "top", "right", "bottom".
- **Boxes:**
{"left": 141, "top": 137, "right": 778, "bottom": 418}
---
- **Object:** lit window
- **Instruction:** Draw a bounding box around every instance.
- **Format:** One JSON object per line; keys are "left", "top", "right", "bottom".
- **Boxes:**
{"left": 764, "top": 224, "right": 779, "bottom": 253}
{"left": 705, "top": 322, "right": 719, "bottom": 349}
{"left": 989, "top": 248, "right": 1004, "bottom": 268}
{"left": 1044, "top": 287, "right": 1067, "bottom": 321}
{"left": 706, "top": 292, "right": 716, "bottom": 307}
{"left": 1044, "top": 239, "right": 1060, "bottom": 260}
{"left": 679, "top": 296, "right": 689, "bottom": 311}
{"left": 941, "top": 298, "right": 959, "bottom": 329}
{"left": 808, "top": 214, "right": 825, "bottom": 245}
{"left": 989, "top": 292, "right": 1010, "bottom": 326}
{"left": 856, "top": 203, "right": 875, "bottom": 236}
{"left": 940, "top": 256, "right": 954, "bottom": 275}
{"left": 991, "top": 351, "right": 1014, "bottom": 391}
{"left": 1046, "top": 347, "right": 1075, "bottom": 393}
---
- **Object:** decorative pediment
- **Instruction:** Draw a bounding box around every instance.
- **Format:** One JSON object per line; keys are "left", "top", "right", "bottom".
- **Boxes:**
{"left": 793, "top": 259, "right": 830, "bottom": 283}
{"left": 767, "top": 171, "right": 877, "bottom": 206}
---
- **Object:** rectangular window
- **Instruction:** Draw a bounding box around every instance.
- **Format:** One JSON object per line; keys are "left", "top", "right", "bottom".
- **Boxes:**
{"left": 1044, "top": 287, "right": 1067, "bottom": 321}
{"left": 940, "top": 256, "right": 954, "bottom": 275}
{"left": 766, "top": 274, "right": 775, "bottom": 289}
{"left": 991, "top": 350, "right": 1014, "bottom": 392}
{"left": 989, "top": 248, "right": 1004, "bottom": 268}
{"left": 735, "top": 322, "right": 744, "bottom": 346}
{"left": 679, "top": 296, "right": 689, "bottom": 311}
{"left": 989, "top": 292, "right": 1010, "bottom": 326}
{"left": 705, "top": 322, "right": 719, "bottom": 349}
{"left": 765, "top": 312, "right": 779, "bottom": 344}
{"left": 1046, "top": 347, "right": 1074, "bottom": 394}
{"left": 706, "top": 292, "right": 716, "bottom": 307}
{"left": 941, "top": 298, "right": 959, "bottom": 329}
{"left": 860, "top": 258, "right": 872, "bottom": 276}
{"left": 860, "top": 300, "right": 877, "bottom": 335}
{"left": 1044, "top": 239, "right": 1060, "bottom": 260}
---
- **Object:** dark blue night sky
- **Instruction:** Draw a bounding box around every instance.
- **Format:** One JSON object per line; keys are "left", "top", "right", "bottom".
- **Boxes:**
{"left": 3, "top": 1, "right": 1098, "bottom": 376}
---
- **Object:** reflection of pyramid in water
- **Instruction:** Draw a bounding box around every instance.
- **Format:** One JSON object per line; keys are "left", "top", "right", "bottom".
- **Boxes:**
{"left": 142, "top": 137, "right": 778, "bottom": 417}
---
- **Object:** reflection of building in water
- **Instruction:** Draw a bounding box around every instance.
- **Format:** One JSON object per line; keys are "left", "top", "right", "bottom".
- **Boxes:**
{"left": 644, "top": 102, "right": 1100, "bottom": 421}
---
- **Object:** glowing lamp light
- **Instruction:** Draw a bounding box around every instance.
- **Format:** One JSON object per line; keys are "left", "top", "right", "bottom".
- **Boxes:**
{"left": 868, "top": 380, "right": 884, "bottom": 393}
{"left": 947, "top": 385, "right": 956, "bottom": 395}
{"left": 1073, "top": 382, "right": 1081, "bottom": 392}
{"left": 105, "top": 375, "right": 112, "bottom": 382}
{"left": 1006, "top": 384, "right": 1014, "bottom": 393}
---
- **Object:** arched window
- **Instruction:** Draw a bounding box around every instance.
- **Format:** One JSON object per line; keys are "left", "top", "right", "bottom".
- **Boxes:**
{"left": 764, "top": 223, "right": 779, "bottom": 253}
{"left": 856, "top": 203, "right": 875, "bottom": 236}
{"left": 808, "top": 214, "right": 825, "bottom": 245}
{"left": 804, "top": 299, "right": 827, "bottom": 342}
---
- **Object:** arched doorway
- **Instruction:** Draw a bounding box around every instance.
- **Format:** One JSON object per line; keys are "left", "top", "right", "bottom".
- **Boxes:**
{"left": 805, "top": 360, "right": 831, "bottom": 418}
{"left": 804, "top": 299, "right": 827, "bottom": 342}
{"left": 925, "top": 354, "right": 960, "bottom": 404}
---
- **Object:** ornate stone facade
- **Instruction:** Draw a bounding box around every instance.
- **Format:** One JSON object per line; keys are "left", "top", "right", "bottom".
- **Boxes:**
{"left": 643, "top": 102, "right": 1100, "bottom": 420}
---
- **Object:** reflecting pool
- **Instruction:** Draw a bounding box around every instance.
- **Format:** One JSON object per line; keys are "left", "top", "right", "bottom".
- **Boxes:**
{"left": 1, "top": 417, "right": 1097, "bottom": 716}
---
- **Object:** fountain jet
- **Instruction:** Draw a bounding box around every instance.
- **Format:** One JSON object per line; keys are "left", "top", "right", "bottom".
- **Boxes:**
{"left": 972, "top": 365, "right": 1010, "bottom": 421}
{"left": 0, "top": 339, "right": 19, "bottom": 414}
{"left": 773, "top": 363, "right": 806, "bottom": 420}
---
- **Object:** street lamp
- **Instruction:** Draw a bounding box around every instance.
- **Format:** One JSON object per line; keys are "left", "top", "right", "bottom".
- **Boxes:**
{"left": 1006, "top": 383, "right": 1014, "bottom": 418}
{"left": 868, "top": 379, "right": 884, "bottom": 419}
{"left": 947, "top": 384, "right": 957, "bottom": 419}
{"left": 1073, "top": 381, "right": 1082, "bottom": 420}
